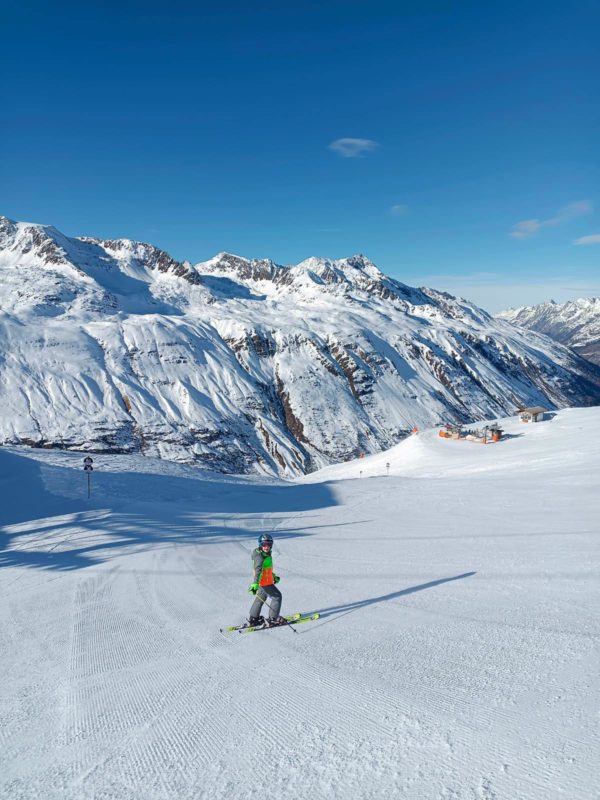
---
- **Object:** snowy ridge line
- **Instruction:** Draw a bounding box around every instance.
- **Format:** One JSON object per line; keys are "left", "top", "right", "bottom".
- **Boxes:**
{"left": 498, "top": 297, "right": 600, "bottom": 366}
{"left": 2, "top": 215, "right": 600, "bottom": 476}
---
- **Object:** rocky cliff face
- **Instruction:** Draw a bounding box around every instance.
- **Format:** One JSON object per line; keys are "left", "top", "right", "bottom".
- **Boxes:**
{"left": 497, "top": 298, "right": 600, "bottom": 366}
{"left": 2, "top": 215, "right": 600, "bottom": 475}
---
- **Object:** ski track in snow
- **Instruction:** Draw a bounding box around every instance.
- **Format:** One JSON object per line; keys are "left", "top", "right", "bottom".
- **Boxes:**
{"left": 1, "top": 408, "right": 599, "bottom": 799}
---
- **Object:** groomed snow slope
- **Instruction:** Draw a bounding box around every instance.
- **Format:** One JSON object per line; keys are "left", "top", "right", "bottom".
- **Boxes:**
{"left": 1, "top": 408, "right": 598, "bottom": 799}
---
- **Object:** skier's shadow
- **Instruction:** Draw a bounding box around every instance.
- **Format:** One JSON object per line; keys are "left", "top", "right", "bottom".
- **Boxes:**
{"left": 306, "top": 571, "right": 476, "bottom": 625}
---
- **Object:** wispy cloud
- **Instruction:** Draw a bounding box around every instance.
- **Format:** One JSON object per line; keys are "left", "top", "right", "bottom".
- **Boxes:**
{"left": 510, "top": 219, "right": 542, "bottom": 239}
{"left": 390, "top": 204, "right": 409, "bottom": 216}
{"left": 328, "top": 138, "right": 379, "bottom": 158}
{"left": 510, "top": 200, "right": 593, "bottom": 239}
{"left": 574, "top": 233, "right": 600, "bottom": 246}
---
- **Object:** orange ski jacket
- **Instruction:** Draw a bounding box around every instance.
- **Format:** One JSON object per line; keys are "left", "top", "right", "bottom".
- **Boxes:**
{"left": 251, "top": 547, "right": 275, "bottom": 587}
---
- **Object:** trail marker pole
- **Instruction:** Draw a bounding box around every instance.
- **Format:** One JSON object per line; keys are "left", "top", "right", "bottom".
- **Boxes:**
{"left": 386, "top": 462, "right": 390, "bottom": 476}
{"left": 83, "top": 457, "right": 94, "bottom": 498}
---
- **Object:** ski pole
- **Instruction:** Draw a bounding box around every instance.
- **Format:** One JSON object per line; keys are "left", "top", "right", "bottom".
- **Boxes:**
{"left": 249, "top": 587, "right": 297, "bottom": 634}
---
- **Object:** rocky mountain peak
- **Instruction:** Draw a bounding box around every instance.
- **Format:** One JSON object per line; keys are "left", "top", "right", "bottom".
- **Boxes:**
{"left": 80, "top": 237, "right": 202, "bottom": 285}
{"left": 198, "top": 252, "right": 280, "bottom": 284}
{"left": 497, "top": 297, "right": 600, "bottom": 366}
{"left": 2, "top": 216, "right": 600, "bottom": 475}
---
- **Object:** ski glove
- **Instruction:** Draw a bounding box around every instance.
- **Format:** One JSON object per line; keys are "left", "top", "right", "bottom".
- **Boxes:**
{"left": 273, "top": 575, "right": 280, "bottom": 584}
{"left": 248, "top": 583, "right": 259, "bottom": 595}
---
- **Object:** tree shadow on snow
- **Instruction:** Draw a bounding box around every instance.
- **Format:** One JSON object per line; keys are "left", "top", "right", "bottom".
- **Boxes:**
{"left": 0, "top": 448, "right": 338, "bottom": 576}
{"left": 0, "top": 514, "right": 315, "bottom": 575}
{"left": 305, "top": 571, "right": 476, "bottom": 625}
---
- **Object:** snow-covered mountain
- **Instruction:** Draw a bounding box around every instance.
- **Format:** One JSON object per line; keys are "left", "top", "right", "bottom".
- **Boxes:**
{"left": 2, "top": 215, "right": 600, "bottom": 475}
{"left": 497, "top": 298, "right": 600, "bottom": 366}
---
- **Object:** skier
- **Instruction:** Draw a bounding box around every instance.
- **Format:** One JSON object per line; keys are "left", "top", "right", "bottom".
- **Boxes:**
{"left": 247, "top": 533, "right": 286, "bottom": 627}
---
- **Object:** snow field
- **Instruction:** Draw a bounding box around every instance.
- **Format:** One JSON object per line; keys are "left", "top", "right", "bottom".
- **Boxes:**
{"left": 0, "top": 408, "right": 599, "bottom": 799}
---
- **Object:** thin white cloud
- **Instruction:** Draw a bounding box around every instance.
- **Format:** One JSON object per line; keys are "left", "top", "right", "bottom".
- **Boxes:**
{"left": 328, "top": 138, "right": 379, "bottom": 158}
{"left": 547, "top": 200, "right": 593, "bottom": 225}
{"left": 574, "top": 233, "right": 600, "bottom": 246}
{"left": 510, "top": 200, "right": 593, "bottom": 239}
{"left": 510, "top": 219, "right": 541, "bottom": 239}
{"left": 390, "top": 204, "right": 409, "bottom": 216}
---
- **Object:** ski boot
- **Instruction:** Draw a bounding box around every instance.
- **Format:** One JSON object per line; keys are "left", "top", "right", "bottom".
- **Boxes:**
{"left": 246, "top": 615, "right": 265, "bottom": 628}
{"left": 265, "top": 616, "right": 287, "bottom": 627}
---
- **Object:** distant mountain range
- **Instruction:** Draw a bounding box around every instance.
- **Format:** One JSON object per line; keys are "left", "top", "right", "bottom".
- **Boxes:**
{"left": 2, "top": 215, "right": 600, "bottom": 475}
{"left": 497, "top": 298, "right": 600, "bottom": 366}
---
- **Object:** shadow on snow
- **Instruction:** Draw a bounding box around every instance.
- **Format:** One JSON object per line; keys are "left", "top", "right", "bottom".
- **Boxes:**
{"left": 0, "top": 448, "right": 338, "bottom": 575}
{"left": 306, "top": 572, "right": 477, "bottom": 623}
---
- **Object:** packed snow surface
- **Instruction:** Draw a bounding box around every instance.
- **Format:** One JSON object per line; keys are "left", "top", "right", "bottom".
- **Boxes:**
{"left": 1, "top": 408, "right": 598, "bottom": 799}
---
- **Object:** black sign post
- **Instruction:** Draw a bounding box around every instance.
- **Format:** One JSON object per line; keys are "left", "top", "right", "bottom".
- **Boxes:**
{"left": 83, "top": 457, "right": 94, "bottom": 498}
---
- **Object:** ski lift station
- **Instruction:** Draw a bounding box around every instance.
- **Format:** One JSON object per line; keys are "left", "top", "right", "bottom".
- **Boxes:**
{"left": 519, "top": 406, "right": 546, "bottom": 423}
{"left": 438, "top": 422, "right": 503, "bottom": 443}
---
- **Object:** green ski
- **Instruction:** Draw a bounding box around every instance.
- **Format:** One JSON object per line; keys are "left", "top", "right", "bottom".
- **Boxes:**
{"left": 221, "top": 613, "right": 302, "bottom": 634}
{"left": 238, "top": 613, "right": 320, "bottom": 634}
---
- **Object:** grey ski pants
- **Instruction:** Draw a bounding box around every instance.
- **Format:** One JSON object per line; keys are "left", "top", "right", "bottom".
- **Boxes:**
{"left": 249, "top": 584, "right": 282, "bottom": 619}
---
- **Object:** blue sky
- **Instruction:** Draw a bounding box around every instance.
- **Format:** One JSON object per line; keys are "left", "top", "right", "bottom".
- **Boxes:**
{"left": 2, "top": 1, "right": 599, "bottom": 311}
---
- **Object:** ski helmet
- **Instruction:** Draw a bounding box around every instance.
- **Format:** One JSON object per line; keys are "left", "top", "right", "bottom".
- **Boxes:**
{"left": 257, "top": 533, "right": 274, "bottom": 547}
